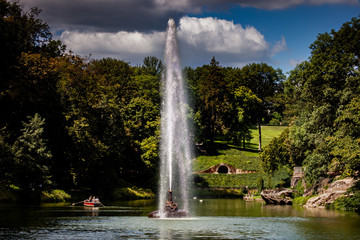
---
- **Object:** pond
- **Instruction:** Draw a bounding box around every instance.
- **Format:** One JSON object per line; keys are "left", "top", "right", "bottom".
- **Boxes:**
{"left": 0, "top": 199, "right": 359, "bottom": 239}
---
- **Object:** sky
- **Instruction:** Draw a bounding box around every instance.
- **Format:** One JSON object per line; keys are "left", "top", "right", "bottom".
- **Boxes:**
{"left": 20, "top": 0, "right": 359, "bottom": 74}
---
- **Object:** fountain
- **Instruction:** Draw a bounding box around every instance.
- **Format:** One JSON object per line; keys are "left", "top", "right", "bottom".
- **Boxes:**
{"left": 148, "top": 19, "right": 193, "bottom": 218}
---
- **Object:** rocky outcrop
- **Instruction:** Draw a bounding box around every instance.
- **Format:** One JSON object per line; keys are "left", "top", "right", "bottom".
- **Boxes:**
{"left": 261, "top": 188, "right": 294, "bottom": 205}
{"left": 304, "top": 178, "right": 356, "bottom": 209}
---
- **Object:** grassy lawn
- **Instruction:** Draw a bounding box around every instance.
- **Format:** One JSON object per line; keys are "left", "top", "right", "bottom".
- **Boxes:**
{"left": 249, "top": 125, "right": 288, "bottom": 151}
{"left": 193, "top": 125, "right": 290, "bottom": 190}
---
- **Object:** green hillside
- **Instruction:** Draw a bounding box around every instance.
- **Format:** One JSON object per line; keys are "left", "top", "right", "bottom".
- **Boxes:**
{"left": 194, "top": 125, "right": 287, "bottom": 171}
{"left": 193, "top": 125, "right": 289, "bottom": 190}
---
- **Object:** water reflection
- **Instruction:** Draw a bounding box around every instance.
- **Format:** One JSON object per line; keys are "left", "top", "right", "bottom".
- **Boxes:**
{"left": 192, "top": 199, "right": 349, "bottom": 218}
{"left": 0, "top": 199, "right": 359, "bottom": 239}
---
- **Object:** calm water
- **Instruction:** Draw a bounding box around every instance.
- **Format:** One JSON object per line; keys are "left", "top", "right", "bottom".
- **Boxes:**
{"left": 0, "top": 199, "right": 359, "bottom": 239}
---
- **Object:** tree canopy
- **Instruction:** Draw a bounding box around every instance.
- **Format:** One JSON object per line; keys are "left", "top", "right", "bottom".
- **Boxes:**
{"left": 261, "top": 17, "right": 360, "bottom": 183}
{"left": 1, "top": 0, "right": 358, "bottom": 198}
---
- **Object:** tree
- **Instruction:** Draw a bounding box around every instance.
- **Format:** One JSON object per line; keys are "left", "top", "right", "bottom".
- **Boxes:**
{"left": 260, "top": 128, "right": 290, "bottom": 174}
{"left": 195, "top": 57, "right": 230, "bottom": 149}
{"left": 0, "top": 128, "right": 15, "bottom": 186}
{"left": 284, "top": 17, "right": 360, "bottom": 182}
{"left": 0, "top": 0, "right": 64, "bottom": 92}
{"left": 141, "top": 56, "right": 164, "bottom": 76}
{"left": 240, "top": 63, "right": 284, "bottom": 151}
{"left": 12, "top": 113, "right": 52, "bottom": 189}
{"left": 230, "top": 86, "right": 262, "bottom": 148}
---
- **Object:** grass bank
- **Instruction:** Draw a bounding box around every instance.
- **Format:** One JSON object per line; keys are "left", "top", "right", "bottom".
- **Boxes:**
{"left": 112, "top": 187, "right": 155, "bottom": 200}
{"left": 193, "top": 125, "right": 289, "bottom": 191}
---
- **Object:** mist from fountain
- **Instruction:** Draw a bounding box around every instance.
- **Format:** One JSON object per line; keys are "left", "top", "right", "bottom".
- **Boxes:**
{"left": 158, "top": 18, "right": 193, "bottom": 218}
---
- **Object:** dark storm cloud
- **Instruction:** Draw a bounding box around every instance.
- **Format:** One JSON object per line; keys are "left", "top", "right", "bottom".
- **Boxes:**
{"left": 20, "top": 0, "right": 358, "bottom": 32}
{"left": 21, "top": 0, "right": 187, "bottom": 32}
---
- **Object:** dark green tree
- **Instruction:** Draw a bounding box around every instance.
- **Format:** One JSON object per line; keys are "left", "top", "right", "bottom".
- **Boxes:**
{"left": 0, "top": 0, "right": 64, "bottom": 91}
{"left": 195, "top": 57, "right": 230, "bottom": 149}
{"left": 230, "top": 86, "right": 262, "bottom": 148}
{"left": 260, "top": 128, "right": 291, "bottom": 174}
{"left": 141, "top": 56, "right": 164, "bottom": 76}
{"left": 284, "top": 17, "right": 360, "bottom": 182}
{"left": 0, "top": 129, "right": 15, "bottom": 186}
{"left": 12, "top": 113, "right": 52, "bottom": 189}
{"left": 240, "top": 63, "right": 284, "bottom": 151}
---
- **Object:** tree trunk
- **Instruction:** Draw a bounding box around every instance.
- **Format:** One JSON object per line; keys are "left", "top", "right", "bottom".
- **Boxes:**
{"left": 258, "top": 120, "right": 262, "bottom": 151}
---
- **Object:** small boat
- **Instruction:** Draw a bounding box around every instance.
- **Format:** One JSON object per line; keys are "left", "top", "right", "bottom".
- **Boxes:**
{"left": 84, "top": 200, "right": 102, "bottom": 207}
{"left": 83, "top": 197, "right": 102, "bottom": 207}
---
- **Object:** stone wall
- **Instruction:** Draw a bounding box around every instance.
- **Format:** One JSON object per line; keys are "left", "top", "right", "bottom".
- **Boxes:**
{"left": 195, "top": 163, "right": 256, "bottom": 174}
{"left": 290, "top": 166, "right": 304, "bottom": 188}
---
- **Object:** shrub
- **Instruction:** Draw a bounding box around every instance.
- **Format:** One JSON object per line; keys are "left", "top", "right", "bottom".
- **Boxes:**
{"left": 327, "top": 182, "right": 360, "bottom": 212}
{"left": 194, "top": 155, "right": 261, "bottom": 172}
{"left": 327, "top": 193, "right": 360, "bottom": 212}
{"left": 294, "top": 179, "right": 305, "bottom": 197}
{"left": 269, "top": 118, "right": 280, "bottom": 126}
{"left": 112, "top": 187, "right": 155, "bottom": 200}
{"left": 256, "top": 177, "right": 264, "bottom": 192}
{"left": 194, "top": 168, "right": 290, "bottom": 189}
{"left": 293, "top": 196, "right": 312, "bottom": 206}
{"left": 193, "top": 189, "right": 244, "bottom": 198}
{"left": 0, "top": 185, "right": 18, "bottom": 202}
{"left": 41, "top": 189, "right": 71, "bottom": 202}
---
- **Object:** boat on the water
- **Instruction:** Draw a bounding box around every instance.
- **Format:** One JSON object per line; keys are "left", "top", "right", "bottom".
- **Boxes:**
{"left": 83, "top": 196, "right": 102, "bottom": 207}
{"left": 84, "top": 199, "right": 102, "bottom": 207}
{"left": 71, "top": 196, "right": 103, "bottom": 207}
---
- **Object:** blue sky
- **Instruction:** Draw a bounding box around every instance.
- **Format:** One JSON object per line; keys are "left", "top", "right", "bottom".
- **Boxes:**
{"left": 21, "top": 0, "right": 359, "bottom": 74}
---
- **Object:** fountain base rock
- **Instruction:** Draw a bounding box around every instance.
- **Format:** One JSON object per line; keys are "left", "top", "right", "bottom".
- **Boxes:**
{"left": 148, "top": 209, "right": 189, "bottom": 218}
{"left": 148, "top": 190, "right": 189, "bottom": 218}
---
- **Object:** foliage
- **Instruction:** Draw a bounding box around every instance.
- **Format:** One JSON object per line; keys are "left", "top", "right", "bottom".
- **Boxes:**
{"left": 140, "top": 56, "right": 164, "bottom": 76}
{"left": 0, "top": 185, "right": 18, "bottom": 202}
{"left": 326, "top": 181, "right": 360, "bottom": 212}
{"left": 260, "top": 128, "right": 290, "bottom": 173}
{"left": 294, "top": 179, "right": 305, "bottom": 198}
{"left": 41, "top": 189, "right": 71, "bottom": 202}
{"left": 256, "top": 177, "right": 264, "bottom": 193}
{"left": 0, "top": 129, "right": 15, "bottom": 186}
{"left": 193, "top": 57, "right": 229, "bottom": 146}
{"left": 193, "top": 188, "right": 245, "bottom": 199}
{"left": 327, "top": 193, "right": 360, "bottom": 213}
{"left": 12, "top": 113, "right": 52, "bottom": 188}
{"left": 229, "top": 86, "right": 262, "bottom": 146}
{"left": 194, "top": 155, "right": 261, "bottom": 172}
{"left": 293, "top": 196, "right": 312, "bottom": 207}
{"left": 0, "top": 0, "right": 64, "bottom": 91}
{"left": 195, "top": 167, "right": 290, "bottom": 189}
{"left": 280, "top": 17, "right": 360, "bottom": 183}
{"left": 1, "top": 1, "right": 360, "bottom": 205}
{"left": 112, "top": 187, "right": 155, "bottom": 200}
{"left": 239, "top": 63, "right": 285, "bottom": 150}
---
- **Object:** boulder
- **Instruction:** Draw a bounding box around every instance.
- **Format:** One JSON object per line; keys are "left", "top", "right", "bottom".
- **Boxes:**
{"left": 304, "top": 178, "right": 356, "bottom": 209}
{"left": 261, "top": 188, "right": 294, "bottom": 205}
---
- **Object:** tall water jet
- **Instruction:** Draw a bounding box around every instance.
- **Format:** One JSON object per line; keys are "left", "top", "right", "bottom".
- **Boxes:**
{"left": 149, "top": 19, "right": 193, "bottom": 218}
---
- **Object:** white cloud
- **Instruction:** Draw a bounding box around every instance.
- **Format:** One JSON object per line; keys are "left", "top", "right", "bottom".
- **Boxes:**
{"left": 60, "top": 30, "right": 165, "bottom": 61}
{"left": 271, "top": 36, "right": 287, "bottom": 56}
{"left": 59, "top": 16, "right": 286, "bottom": 67}
{"left": 289, "top": 59, "right": 304, "bottom": 67}
{"left": 178, "top": 17, "right": 269, "bottom": 54}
